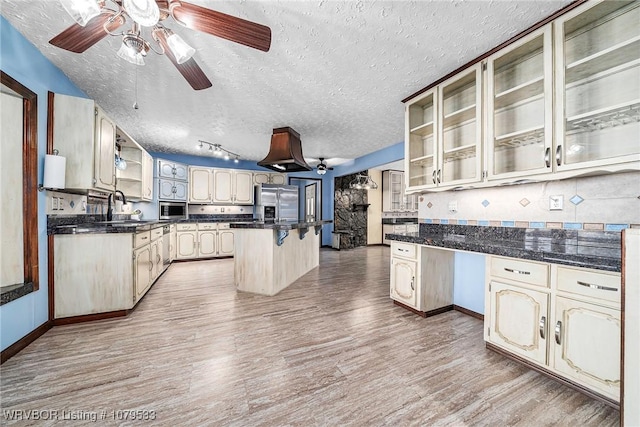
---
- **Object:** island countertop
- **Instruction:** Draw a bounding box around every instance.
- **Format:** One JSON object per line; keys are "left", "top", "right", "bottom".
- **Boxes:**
{"left": 230, "top": 219, "right": 332, "bottom": 230}
{"left": 386, "top": 224, "right": 622, "bottom": 272}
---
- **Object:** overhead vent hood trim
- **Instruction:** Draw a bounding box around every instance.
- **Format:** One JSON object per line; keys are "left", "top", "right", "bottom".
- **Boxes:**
{"left": 258, "top": 127, "right": 312, "bottom": 172}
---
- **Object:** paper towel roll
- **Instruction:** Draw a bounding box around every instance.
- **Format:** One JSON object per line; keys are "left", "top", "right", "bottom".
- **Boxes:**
{"left": 43, "top": 154, "right": 66, "bottom": 189}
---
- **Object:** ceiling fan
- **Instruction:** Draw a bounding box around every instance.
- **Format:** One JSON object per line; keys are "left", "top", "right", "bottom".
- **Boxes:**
{"left": 315, "top": 158, "right": 334, "bottom": 175}
{"left": 49, "top": 0, "right": 272, "bottom": 90}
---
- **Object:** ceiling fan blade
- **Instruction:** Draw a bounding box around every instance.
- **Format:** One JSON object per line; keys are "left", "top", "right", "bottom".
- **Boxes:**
{"left": 153, "top": 29, "right": 212, "bottom": 90}
{"left": 49, "top": 11, "right": 125, "bottom": 53}
{"left": 169, "top": 1, "right": 271, "bottom": 52}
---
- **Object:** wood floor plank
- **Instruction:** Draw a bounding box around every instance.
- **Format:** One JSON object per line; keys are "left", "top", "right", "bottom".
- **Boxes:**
{"left": 0, "top": 246, "right": 619, "bottom": 426}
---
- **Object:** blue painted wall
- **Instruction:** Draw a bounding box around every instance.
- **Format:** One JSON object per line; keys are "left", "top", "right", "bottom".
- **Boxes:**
{"left": 1, "top": 16, "right": 88, "bottom": 351}
{"left": 453, "top": 252, "right": 486, "bottom": 314}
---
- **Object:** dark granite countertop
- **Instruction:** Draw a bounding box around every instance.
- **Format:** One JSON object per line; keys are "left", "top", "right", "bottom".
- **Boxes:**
{"left": 230, "top": 219, "right": 333, "bottom": 231}
{"left": 382, "top": 218, "right": 419, "bottom": 225}
{"left": 386, "top": 224, "right": 622, "bottom": 272}
{"left": 48, "top": 215, "right": 259, "bottom": 235}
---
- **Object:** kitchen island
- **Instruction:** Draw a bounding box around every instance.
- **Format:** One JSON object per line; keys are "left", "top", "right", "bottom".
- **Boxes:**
{"left": 231, "top": 220, "right": 332, "bottom": 296}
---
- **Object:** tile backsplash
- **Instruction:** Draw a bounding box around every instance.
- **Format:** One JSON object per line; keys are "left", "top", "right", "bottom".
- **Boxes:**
{"left": 417, "top": 171, "right": 640, "bottom": 230}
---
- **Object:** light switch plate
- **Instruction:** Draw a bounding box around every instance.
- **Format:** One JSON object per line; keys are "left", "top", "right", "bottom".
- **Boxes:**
{"left": 549, "top": 195, "right": 563, "bottom": 211}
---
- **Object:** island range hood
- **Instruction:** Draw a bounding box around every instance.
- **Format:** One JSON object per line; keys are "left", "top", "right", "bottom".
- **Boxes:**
{"left": 257, "top": 127, "right": 312, "bottom": 172}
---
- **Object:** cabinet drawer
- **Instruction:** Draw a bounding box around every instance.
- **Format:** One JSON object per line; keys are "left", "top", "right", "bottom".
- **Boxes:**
{"left": 218, "top": 223, "right": 230, "bottom": 230}
{"left": 134, "top": 231, "right": 151, "bottom": 248}
{"left": 177, "top": 223, "right": 197, "bottom": 231}
{"left": 391, "top": 242, "right": 417, "bottom": 260}
{"left": 491, "top": 257, "right": 549, "bottom": 287}
{"left": 198, "top": 223, "right": 217, "bottom": 230}
{"left": 556, "top": 266, "right": 621, "bottom": 304}
{"left": 151, "top": 227, "right": 163, "bottom": 241}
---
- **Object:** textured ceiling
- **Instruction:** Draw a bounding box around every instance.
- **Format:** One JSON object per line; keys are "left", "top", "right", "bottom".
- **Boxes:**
{"left": 2, "top": 0, "right": 570, "bottom": 163}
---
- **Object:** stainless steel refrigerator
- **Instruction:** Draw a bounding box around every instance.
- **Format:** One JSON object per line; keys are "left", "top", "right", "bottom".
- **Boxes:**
{"left": 254, "top": 184, "right": 299, "bottom": 222}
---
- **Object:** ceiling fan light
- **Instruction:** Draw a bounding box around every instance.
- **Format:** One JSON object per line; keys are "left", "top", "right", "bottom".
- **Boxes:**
{"left": 123, "top": 0, "right": 160, "bottom": 27}
{"left": 167, "top": 33, "right": 195, "bottom": 64}
{"left": 316, "top": 165, "right": 327, "bottom": 175}
{"left": 59, "top": 0, "right": 101, "bottom": 26}
{"left": 117, "top": 43, "right": 145, "bottom": 65}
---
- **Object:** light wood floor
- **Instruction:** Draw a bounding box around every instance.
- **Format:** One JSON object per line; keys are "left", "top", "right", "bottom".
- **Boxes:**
{"left": 1, "top": 246, "right": 619, "bottom": 426}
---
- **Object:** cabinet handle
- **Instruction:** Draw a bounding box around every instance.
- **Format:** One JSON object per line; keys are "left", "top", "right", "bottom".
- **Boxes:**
{"left": 148, "top": 262, "right": 153, "bottom": 271}
{"left": 539, "top": 316, "right": 546, "bottom": 339}
{"left": 410, "top": 276, "right": 415, "bottom": 291}
{"left": 576, "top": 280, "right": 618, "bottom": 292}
{"left": 156, "top": 254, "right": 161, "bottom": 263}
{"left": 555, "top": 321, "right": 562, "bottom": 345}
{"left": 141, "top": 236, "right": 148, "bottom": 240}
{"left": 555, "top": 145, "right": 562, "bottom": 166}
{"left": 437, "top": 169, "right": 441, "bottom": 184}
{"left": 544, "top": 147, "right": 551, "bottom": 168}
{"left": 504, "top": 267, "right": 530, "bottom": 275}
{"left": 432, "top": 171, "right": 437, "bottom": 184}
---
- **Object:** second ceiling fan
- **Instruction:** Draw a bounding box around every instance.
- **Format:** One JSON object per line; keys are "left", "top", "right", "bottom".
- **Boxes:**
{"left": 50, "top": 0, "right": 272, "bottom": 90}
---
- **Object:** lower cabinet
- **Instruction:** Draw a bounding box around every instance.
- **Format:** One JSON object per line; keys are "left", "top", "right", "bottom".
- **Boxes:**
{"left": 169, "top": 224, "right": 176, "bottom": 261}
{"left": 485, "top": 255, "right": 621, "bottom": 402}
{"left": 176, "top": 223, "right": 235, "bottom": 260}
{"left": 53, "top": 228, "right": 167, "bottom": 319}
{"left": 390, "top": 242, "right": 454, "bottom": 315}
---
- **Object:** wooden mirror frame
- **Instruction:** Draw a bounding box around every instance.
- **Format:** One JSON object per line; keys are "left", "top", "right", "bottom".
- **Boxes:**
{"left": 1, "top": 71, "right": 39, "bottom": 298}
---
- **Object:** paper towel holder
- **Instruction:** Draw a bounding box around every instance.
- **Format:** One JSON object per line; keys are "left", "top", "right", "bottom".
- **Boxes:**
{"left": 38, "top": 149, "right": 66, "bottom": 191}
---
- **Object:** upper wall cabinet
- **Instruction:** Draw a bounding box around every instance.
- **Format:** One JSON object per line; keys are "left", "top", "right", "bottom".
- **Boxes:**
{"left": 253, "top": 172, "right": 286, "bottom": 185}
{"left": 53, "top": 94, "right": 115, "bottom": 192}
{"left": 554, "top": 0, "right": 640, "bottom": 171}
{"left": 486, "top": 26, "right": 554, "bottom": 181}
{"left": 405, "top": 64, "right": 482, "bottom": 191}
{"left": 438, "top": 63, "right": 483, "bottom": 187}
{"left": 116, "top": 128, "right": 154, "bottom": 201}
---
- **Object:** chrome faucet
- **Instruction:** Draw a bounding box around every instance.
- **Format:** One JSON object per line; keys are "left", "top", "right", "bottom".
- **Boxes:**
{"left": 106, "top": 190, "right": 127, "bottom": 221}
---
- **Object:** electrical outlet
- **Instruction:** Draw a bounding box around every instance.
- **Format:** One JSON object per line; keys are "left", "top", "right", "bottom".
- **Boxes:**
{"left": 549, "top": 195, "right": 564, "bottom": 211}
{"left": 51, "top": 197, "right": 59, "bottom": 211}
{"left": 58, "top": 198, "right": 65, "bottom": 210}
{"left": 448, "top": 201, "right": 458, "bottom": 213}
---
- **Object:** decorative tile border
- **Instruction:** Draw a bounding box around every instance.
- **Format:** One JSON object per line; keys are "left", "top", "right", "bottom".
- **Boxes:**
{"left": 418, "top": 218, "right": 634, "bottom": 231}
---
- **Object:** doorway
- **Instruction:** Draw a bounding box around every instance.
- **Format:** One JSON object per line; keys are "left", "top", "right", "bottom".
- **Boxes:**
{"left": 288, "top": 177, "right": 322, "bottom": 244}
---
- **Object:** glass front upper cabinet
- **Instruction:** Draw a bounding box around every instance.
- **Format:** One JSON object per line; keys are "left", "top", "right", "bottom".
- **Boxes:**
{"left": 406, "top": 88, "right": 437, "bottom": 189}
{"left": 438, "top": 63, "right": 483, "bottom": 187}
{"left": 487, "top": 26, "right": 553, "bottom": 180}
{"left": 555, "top": 0, "right": 640, "bottom": 171}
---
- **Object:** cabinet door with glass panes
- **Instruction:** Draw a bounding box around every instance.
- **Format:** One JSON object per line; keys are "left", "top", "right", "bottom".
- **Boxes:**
{"left": 554, "top": 0, "right": 640, "bottom": 172}
{"left": 487, "top": 25, "right": 554, "bottom": 180}
{"left": 406, "top": 88, "right": 438, "bottom": 190}
{"left": 438, "top": 63, "right": 483, "bottom": 187}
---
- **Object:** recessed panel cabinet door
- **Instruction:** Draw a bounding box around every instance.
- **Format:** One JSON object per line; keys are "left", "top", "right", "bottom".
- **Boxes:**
{"left": 94, "top": 107, "right": 116, "bottom": 191}
{"left": 159, "top": 179, "right": 175, "bottom": 199}
{"left": 234, "top": 171, "right": 254, "bottom": 204}
{"left": 134, "top": 245, "right": 151, "bottom": 301}
{"left": 552, "top": 296, "right": 620, "bottom": 400}
{"left": 213, "top": 169, "right": 233, "bottom": 203}
{"left": 198, "top": 231, "right": 217, "bottom": 257}
{"left": 173, "top": 181, "right": 187, "bottom": 201}
{"left": 189, "top": 167, "right": 212, "bottom": 203}
{"left": 390, "top": 258, "right": 418, "bottom": 308}
{"left": 177, "top": 231, "right": 197, "bottom": 259}
{"left": 489, "top": 281, "right": 549, "bottom": 364}
{"left": 218, "top": 230, "right": 235, "bottom": 256}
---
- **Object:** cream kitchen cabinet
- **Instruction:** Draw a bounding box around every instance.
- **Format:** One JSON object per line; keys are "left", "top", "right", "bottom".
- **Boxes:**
{"left": 253, "top": 172, "right": 286, "bottom": 185}
{"left": 169, "top": 224, "right": 177, "bottom": 262}
{"left": 486, "top": 25, "right": 554, "bottom": 181}
{"left": 52, "top": 93, "right": 116, "bottom": 193}
{"left": 390, "top": 242, "right": 454, "bottom": 315}
{"left": 405, "top": 65, "right": 482, "bottom": 191}
{"left": 176, "top": 223, "right": 198, "bottom": 259}
{"left": 176, "top": 223, "right": 235, "bottom": 259}
{"left": 554, "top": 0, "right": 640, "bottom": 173}
{"left": 488, "top": 280, "right": 549, "bottom": 365}
{"left": 485, "top": 255, "right": 622, "bottom": 403}
{"left": 157, "top": 159, "right": 188, "bottom": 201}
{"left": 551, "top": 264, "right": 622, "bottom": 401}
{"left": 213, "top": 169, "right": 254, "bottom": 204}
{"left": 54, "top": 229, "right": 165, "bottom": 319}
{"left": 382, "top": 170, "right": 418, "bottom": 212}
{"left": 188, "top": 166, "right": 213, "bottom": 203}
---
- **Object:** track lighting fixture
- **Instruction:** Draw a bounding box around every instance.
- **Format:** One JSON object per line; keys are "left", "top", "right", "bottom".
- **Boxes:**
{"left": 196, "top": 140, "right": 242, "bottom": 163}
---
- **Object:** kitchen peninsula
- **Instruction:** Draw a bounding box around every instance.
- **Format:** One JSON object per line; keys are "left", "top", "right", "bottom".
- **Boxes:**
{"left": 231, "top": 220, "right": 332, "bottom": 296}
